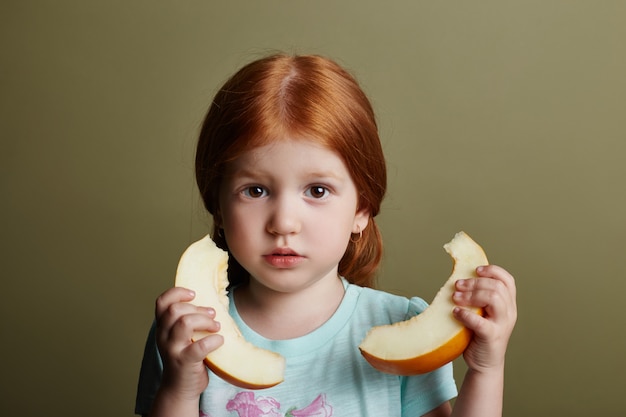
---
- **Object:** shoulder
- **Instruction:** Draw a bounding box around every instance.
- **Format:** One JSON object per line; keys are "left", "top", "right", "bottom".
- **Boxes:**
{"left": 347, "top": 283, "right": 429, "bottom": 326}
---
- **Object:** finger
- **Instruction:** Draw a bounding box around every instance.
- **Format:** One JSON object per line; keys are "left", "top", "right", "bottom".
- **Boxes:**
{"left": 453, "top": 306, "right": 490, "bottom": 335}
{"left": 453, "top": 287, "right": 505, "bottom": 313}
{"left": 157, "top": 301, "right": 206, "bottom": 338}
{"left": 476, "top": 265, "right": 516, "bottom": 296}
{"left": 482, "top": 266, "right": 517, "bottom": 314}
{"left": 156, "top": 303, "right": 217, "bottom": 351}
{"left": 159, "top": 306, "right": 218, "bottom": 348}
{"left": 457, "top": 272, "right": 516, "bottom": 307}
{"left": 155, "top": 287, "right": 196, "bottom": 318}
{"left": 455, "top": 276, "right": 506, "bottom": 299}
{"left": 453, "top": 278, "right": 511, "bottom": 319}
{"left": 169, "top": 310, "right": 221, "bottom": 344}
{"left": 181, "top": 334, "right": 225, "bottom": 363}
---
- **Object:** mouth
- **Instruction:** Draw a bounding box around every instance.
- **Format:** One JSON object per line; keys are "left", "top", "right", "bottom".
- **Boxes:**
{"left": 263, "top": 248, "right": 304, "bottom": 268}
{"left": 270, "top": 248, "right": 299, "bottom": 256}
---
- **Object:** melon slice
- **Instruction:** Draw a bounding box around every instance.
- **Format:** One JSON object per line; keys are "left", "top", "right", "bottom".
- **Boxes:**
{"left": 175, "top": 235, "right": 285, "bottom": 389}
{"left": 359, "top": 231, "right": 488, "bottom": 375}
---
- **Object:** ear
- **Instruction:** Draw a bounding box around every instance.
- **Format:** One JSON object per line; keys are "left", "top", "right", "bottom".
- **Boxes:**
{"left": 213, "top": 210, "right": 223, "bottom": 230}
{"left": 353, "top": 208, "right": 370, "bottom": 234}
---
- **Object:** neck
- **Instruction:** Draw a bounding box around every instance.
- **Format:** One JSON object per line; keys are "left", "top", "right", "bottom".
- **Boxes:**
{"left": 234, "top": 276, "right": 346, "bottom": 340}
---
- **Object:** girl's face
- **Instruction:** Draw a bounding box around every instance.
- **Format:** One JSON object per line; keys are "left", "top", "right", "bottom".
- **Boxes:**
{"left": 218, "top": 139, "right": 369, "bottom": 294}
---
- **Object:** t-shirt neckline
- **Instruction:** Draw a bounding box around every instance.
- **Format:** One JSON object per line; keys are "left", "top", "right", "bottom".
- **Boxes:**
{"left": 228, "top": 277, "right": 359, "bottom": 358}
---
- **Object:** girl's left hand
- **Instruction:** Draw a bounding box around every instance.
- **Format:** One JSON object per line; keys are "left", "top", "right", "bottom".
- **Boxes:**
{"left": 452, "top": 265, "right": 517, "bottom": 373}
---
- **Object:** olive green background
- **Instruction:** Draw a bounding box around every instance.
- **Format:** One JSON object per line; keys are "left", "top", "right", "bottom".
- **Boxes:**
{"left": 2, "top": 1, "right": 625, "bottom": 416}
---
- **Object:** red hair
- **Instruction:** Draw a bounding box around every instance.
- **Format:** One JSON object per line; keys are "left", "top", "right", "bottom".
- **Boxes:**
{"left": 195, "top": 54, "right": 386, "bottom": 288}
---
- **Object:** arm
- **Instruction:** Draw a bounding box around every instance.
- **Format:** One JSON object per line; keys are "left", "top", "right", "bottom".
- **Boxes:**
{"left": 450, "top": 366, "right": 505, "bottom": 417}
{"left": 423, "top": 265, "right": 517, "bottom": 417}
{"left": 147, "top": 287, "right": 224, "bottom": 417}
{"left": 449, "top": 265, "right": 517, "bottom": 417}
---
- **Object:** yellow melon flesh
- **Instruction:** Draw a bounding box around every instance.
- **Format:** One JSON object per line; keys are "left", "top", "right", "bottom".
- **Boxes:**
{"left": 359, "top": 231, "right": 488, "bottom": 375}
{"left": 174, "top": 235, "right": 285, "bottom": 389}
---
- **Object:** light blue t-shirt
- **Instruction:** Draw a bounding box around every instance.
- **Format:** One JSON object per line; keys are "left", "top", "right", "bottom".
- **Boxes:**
{"left": 136, "top": 279, "right": 458, "bottom": 417}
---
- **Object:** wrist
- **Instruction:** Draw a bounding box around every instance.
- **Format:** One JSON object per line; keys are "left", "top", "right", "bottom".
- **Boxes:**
{"left": 160, "top": 367, "right": 208, "bottom": 402}
{"left": 462, "top": 363, "right": 506, "bottom": 392}
{"left": 149, "top": 386, "right": 201, "bottom": 417}
{"left": 467, "top": 361, "right": 505, "bottom": 377}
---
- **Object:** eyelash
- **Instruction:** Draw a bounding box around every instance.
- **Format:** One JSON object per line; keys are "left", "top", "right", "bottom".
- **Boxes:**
{"left": 305, "top": 186, "right": 329, "bottom": 199}
{"left": 242, "top": 186, "right": 267, "bottom": 198}
{"left": 240, "top": 185, "right": 330, "bottom": 199}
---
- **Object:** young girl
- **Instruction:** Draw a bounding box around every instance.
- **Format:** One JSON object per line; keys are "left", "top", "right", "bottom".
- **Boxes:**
{"left": 136, "top": 54, "right": 517, "bottom": 417}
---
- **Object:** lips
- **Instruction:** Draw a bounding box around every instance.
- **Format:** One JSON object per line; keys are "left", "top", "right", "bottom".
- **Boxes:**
{"left": 263, "top": 248, "right": 304, "bottom": 268}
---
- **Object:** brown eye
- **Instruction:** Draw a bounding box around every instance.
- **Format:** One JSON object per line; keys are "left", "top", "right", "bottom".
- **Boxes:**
{"left": 243, "top": 186, "right": 266, "bottom": 198}
{"left": 307, "top": 186, "right": 328, "bottom": 199}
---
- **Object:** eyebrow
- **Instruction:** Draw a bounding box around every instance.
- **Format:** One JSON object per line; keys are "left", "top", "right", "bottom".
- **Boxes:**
{"left": 309, "top": 171, "right": 346, "bottom": 183}
{"left": 229, "top": 167, "right": 346, "bottom": 182}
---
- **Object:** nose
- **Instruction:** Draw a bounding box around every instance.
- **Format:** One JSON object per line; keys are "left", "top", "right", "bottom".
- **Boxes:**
{"left": 266, "top": 194, "right": 302, "bottom": 236}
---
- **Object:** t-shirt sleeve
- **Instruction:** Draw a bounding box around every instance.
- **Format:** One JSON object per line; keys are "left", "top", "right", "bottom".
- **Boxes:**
{"left": 406, "top": 296, "right": 430, "bottom": 316}
{"left": 135, "top": 322, "right": 163, "bottom": 416}
{"left": 400, "top": 296, "right": 459, "bottom": 416}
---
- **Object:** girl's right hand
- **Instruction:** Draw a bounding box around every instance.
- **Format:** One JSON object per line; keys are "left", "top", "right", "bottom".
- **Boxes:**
{"left": 154, "top": 287, "right": 224, "bottom": 401}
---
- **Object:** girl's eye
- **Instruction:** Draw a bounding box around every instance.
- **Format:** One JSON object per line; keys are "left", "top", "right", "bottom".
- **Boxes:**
{"left": 242, "top": 186, "right": 267, "bottom": 198}
{"left": 306, "top": 186, "right": 329, "bottom": 199}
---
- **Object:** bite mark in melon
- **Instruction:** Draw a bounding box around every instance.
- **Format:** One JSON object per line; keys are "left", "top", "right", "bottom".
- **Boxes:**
{"left": 359, "top": 231, "right": 488, "bottom": 375}
{"left": 174, "top": 235, "right": 285, "bottom": 389}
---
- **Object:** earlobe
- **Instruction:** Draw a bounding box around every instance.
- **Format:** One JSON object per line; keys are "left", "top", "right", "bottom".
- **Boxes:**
{"left": 350, "top": 225, "right": 363, "bottom": 243}
{"left": 353, "top": 209, "right": 370, "bottom": 234}
{"left": 213, "top": 211, "right": 226, "bottom": 242}
{"left": 213, "top": 211, "right": 223, "bottom": 230}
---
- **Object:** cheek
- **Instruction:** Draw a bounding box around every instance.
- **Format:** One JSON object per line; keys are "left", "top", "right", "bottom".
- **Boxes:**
{"left": 220, "top": 206, "right": 253, "bottom": 246}
{"left": 221, "top": 223, "right": 255, "bottom": 268}
{"left": 310, "top": 217, "right": 353, "bottom": 252}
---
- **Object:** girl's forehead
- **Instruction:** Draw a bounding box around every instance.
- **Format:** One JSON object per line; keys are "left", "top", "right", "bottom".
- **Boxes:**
{"left": 239, "top": 137, "right": 335, "bottom": 160}
{"left": 227, "top": 139, "right": 349, "bottom": 176}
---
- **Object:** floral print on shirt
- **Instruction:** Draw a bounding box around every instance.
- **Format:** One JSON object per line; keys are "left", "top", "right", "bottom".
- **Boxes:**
{"left": 201, "top": 391, "right": 333, "bottom": 417}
